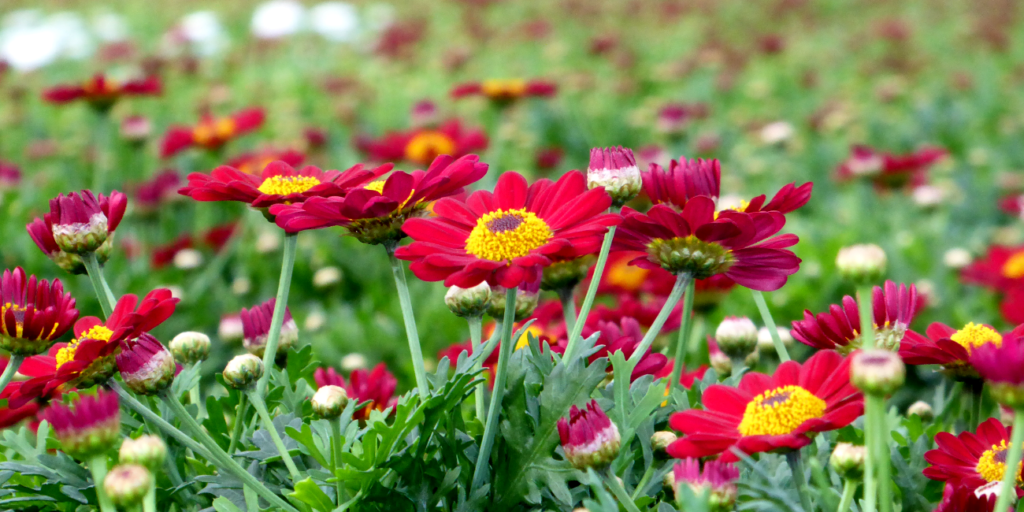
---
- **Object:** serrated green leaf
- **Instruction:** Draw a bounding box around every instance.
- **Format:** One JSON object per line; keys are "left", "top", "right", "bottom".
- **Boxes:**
{"left": 212, "top": 496, "right": 244, "bottom": 512}
{"left": 288, "top": 477, "right": 335, "bottom": 512}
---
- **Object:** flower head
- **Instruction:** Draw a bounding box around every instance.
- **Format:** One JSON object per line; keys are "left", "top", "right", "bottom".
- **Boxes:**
{"left": 119, "top": 435, "right": 167, "bottom": 471}
{"left": 962, "top": 244, "right": 1024, "bottom": 293}
{"left": 850, "top": 349, "right": 905, "bottom": 395}
{"left": 36, "top": 190, "right": 127, "bottom": 255}
{"left": 672, "top": 458, "right": 739, "bottom": 511}
{"left": 240, "top": 298, "right": 298, "bottom": 358}
{"left": 116, "top": 333, "right": 177, "bottom": 395}
{"left": 836, "top": 145, "right": 947, "bottom": 190}
{"left": 133, "top": 171, "right": 182, "bottom": 215}
{"left": 169, "top": 331, "right": 211, "bottom": 364}
{"left": 0, "top": 268, "right": 78, "bottom": 356}
{"left": 40, "top": 389, "right": 120, "bottom": 459}
{"left": 396, "top": 170, "right": 619, "bottom": 288}
{"left": 588, "top": 146, "right": 642, "bottom": 207}
{"left": 969, "top": 328, "right": 1024, "bottom": 408}
{"left": 223, "top": 354, "right": 264, "bottom": 389}
{"left": 311, "top": 385, "right": 349, "bottom": 419}
{"left": 900, "top": 322, "right": 1007, "bottom": 380}
{"left": 444, "top": 282, "right": 492, "bottom": 318}
{"left": 272, "top": 154, "right": 487, "bottom": 243}
{"left": 924, "top": 418, "right": 1023, "bottom": 500}
{"left": 836, "top": 244, "right": 887, "bottom": 282}
{"left": 584, "top": 317, "right": 668, "bottom": 381}
{"left": 355, "top": 119, "right": 488, "bottom": 166}
{"left": 667, "top": 350, "right": 862, "bottom": 462}
{"left": 227, "top": 147, "right": 305, "bottom": 175}
{"left": 0, "top": 160, "right": 22, "bottom": 189}
{"left": 714, "top": 316, "right": 758, "bottom": 359}
{"left": 314, "top": 363, "right": 397, "bottom": 420}
{"left": 160, "top": 108, "right": 266, "bottom": 158}
{"left": 43, "top": 74, "right": 161, "bottom": 110}
{"left": 450, "top": 79, "right": 556, "bottom": 104}
{"left": 557, "top": 399, "right": 620, "bottom": 469}
{"left": 831, "top": 442, "right": 867, "bottom": 480}
{"left": 104, "top": 464, "right": 152, "bottom": 507}
{"left": 792, "top": 281, "right": 919, "bottom": 353}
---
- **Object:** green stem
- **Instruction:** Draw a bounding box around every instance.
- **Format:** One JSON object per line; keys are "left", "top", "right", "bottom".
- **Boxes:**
{"left": 245, "top": 389, "right": 301, "bottom": 482}
{"left": 466, "top": 316, "right": 487, "bottom": 422}
{"left": 227, "top": 393, "right": 248, "bottom": 455}
{"left": 627, "top": 274, "right": 689, "bottom": 366}
{"left": 189, "top": 384, "right": 203, "bottom": 419}
{"left": 0, "top": 355, "right": 24, "bottom": 396}
{"left": 668, "top": 276, "right": 696, "bottom": 394}
{"left": 602, "top": 468, "right": 643, "bottom": 512}
{"left": 88, "top": 455, "right": 116, "bottom": 512}
{"left": 751, "top": 290, "right": 791, "bottom": 362}
{"left": 386, "top": 246, "right": 429, "bottom": 399}
{"left": 143, "top": 482, "right": 156, "bottom": 512}
{"left": 786, "top": 451, "right": 814, "bottom": 512}
{"left": 83, "top": 252, "right": 115, "bottom": 318}
{"left": 255, "top": 232, "right": 298, "bottom": 398}
{"left": 557, "top": 287, "right": 577, "bottom": 336}
{"left": 331, "top": 419, "right": 344, "bottom": 504}
{"left": 471, "top": 288, "right": 517, "bottom": 492}
{"left": 860, "top": 284, "right": 879, "bottom": 512}
{"left": 995, "top": 410, "right": 1024, "bottom": 512}
{"left": 969, "top": 381, "right": 985, "bottom": 431}
{"left": 875, "top": 400, "right": 893, "bottom": 512}
{"left": 563, "top": 224, "right": 617, "bottom": 361}
{"left": 858, "top": 285, "right": 876, "bottom": 350}
{"left": 838, "top": 479, "right": 857, "bottom": 512}
{"left": 630, "top": 463, "right": 656, "bottom": 501}
{"left": 92, "top": 112, "right": 110, "bottom": 192}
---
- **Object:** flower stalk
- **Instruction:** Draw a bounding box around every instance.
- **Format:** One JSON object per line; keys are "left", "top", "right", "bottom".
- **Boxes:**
{"left": 751, "top": 290, "right": 791, "bottom": 362}
{"left": 563, "top": 222, "right": 617, "bottom": 361}
{"left": 602, "top": 467, "right": 642, "bottom": 512}
{"left": 246, "top": 388, "right": 301, "bottom": 481}
{"left": 88, "top": 455, "right": 116, "bottom": 512}
{"left": 471, "top": 287, "right": 517, "bottom": 492}
{"left": 0, "top": 355, "right": 25, "bottom": 397}
{"left": 994, "top": 410, "right": 1024, "bottom": 512}
{"left": 227, "top": 393, "right": 248, "bottom": 455}
{"left": 628, "top": 274, "right": 689, "bottom": 365}
{"left": 786, "top": 451, "right": 813, "bottom": 512}
{"left": 837, "top": 479, "right": 857, "bottom": 512}
{"left": 668, "top": 276, "right": 696, "bottom": 394}
{"left": 331, "top": 418, "right": 345, "bottom": 503}
{"left": 557, "top": 287, "right": 577, "bottom": 335}
{"left": 465, "top": 315, "right": 485, "bottom": 421}
{"left": 255, "top": 232, "right": 298, "bottom": 397}
{"left": 83, "top": 252, "right": 115, "bottom": 318}
{"left": 386, "top": 245, "right": 430, "bottom": 399}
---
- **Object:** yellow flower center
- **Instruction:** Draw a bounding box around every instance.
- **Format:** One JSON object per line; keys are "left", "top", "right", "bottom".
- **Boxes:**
{"left": 363, "top": 181, "right": 416, "bottom": 208}
{"left": 404, "top": 131, "right": 456, "bottom": 165}
{"left": 465, "top": 208, "right": 552, "bottom": 262}
{"left": 737, "top": 385, "right": 827, "bottom": 437}
{"left": 951, "top": 322, "right": 1003, "bottom": 353}
{"left": 1, "top": 303, "right": 27, "bottom": 338}
{"left": 84, "top": 78, "right": 119, "bottom": 95}
{"left": 193, "top": 118, "right": 237, "bottom": 146}
{"left": 714, "top": 199, "right": 751, "bottom": 219}
{"left": 514, "top": 325, "right": 545, "bottom": 350}
{"left": 977, "top": 440, "right": 1023, "bottom": 484}
{"left": 606, "top": 261, "right": 649, "bottom": 292}
{"left": 1002, "top": 252, "right": 1024, "bottom": 279}
{"left": 481, "top": 79, "right": 527, "bottom": 100}
{"left": 258, "top": 175, "right": 321, "bottom": 196}
{"left": 55, "top": 325, "right": 112, "bottom": 370}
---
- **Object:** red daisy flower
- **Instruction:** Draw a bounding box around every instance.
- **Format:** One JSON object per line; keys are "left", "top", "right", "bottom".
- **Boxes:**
{"left": 0, "top": 160, "right": 21, "bottom": 189}
{"left": 792, "top": 280, "right": 920, "bottom": 354}
{"left": 612, "top": 197, "right": 801, "bottom": 291}
{"left": 666, "top": 350, "right": 863, "bottom": 462}
{"left": 151, "top": 235, "right": 193, "bottom": 270}
{"left": 0, "top": 356, "right": 57, "bottom": 430}
{"left": 39, "top": 388, "right": 121, "bottom": 459}
{"left": 227, "top": 148, "right": 305, "bottom": 176}
{"left": 30, "top": 190, "right": 128, "bottom": 256}
{"left": 355, "top": 119, "right": 488, "bottom": 167}
{"left": 962, "top": 244, "right": 1024, "bottom": 293}
{"left": 395, "top": 170, "right": 619, "bottom": 288}
{"left": 314, "top": 364, "right": 397, "bottom": 420}
{"left": 1000, "top": 194, "right": 1024, "bottom": 220}
{"left": 580, "top": 317, "right": 668, "bottom": 381}
{"left": 42, "top": 74, "right": 161, "bottom": 110}
{"left": 836, "top": 145, "right": 947, "bottom": 190}
{"left": 450, "top": 79, "right": 557, "bottom": 104}
{"left": 1002, "top": 286, "right": 1024, "bottom": 325}
{"left": 935, "top": 483, "right": 997, "bottom": 512}
{"left": 179, "top": 160, "right": 391, "bottom": 216}
{"left": 2, "top": 289, "right": 178, "bottom": 409}
{"left": 924, "top": 418, "right": 1023, "bottom": 500}
{"left": 0, "top": 267, "right": 79, "bottom": 356}
{"left": 272, "top": 154, "right": 489, "bottom": 244}
{"left": 899, "top": 322, "right": 1012, "bottom": 380}
{"left": 160, "top": 108, "right": 266, "bottom": 158}
{"left": 133, "top": 170, "right": 182, "bottom": 215}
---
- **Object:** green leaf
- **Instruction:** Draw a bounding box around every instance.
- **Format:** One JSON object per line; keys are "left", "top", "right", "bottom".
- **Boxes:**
{"left": 212, "top": 496, "right": 245, "bottom": 512}
{"left": 288, "top": 477, "right": 336, "bottom": 512}
{"left": 287, "top": 423, "right": 331, "bottom": 469}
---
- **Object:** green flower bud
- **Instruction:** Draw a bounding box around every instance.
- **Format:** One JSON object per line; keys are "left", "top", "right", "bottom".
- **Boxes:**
{"left": 311, "top": 385, "right": 349, "bottom": 419}
{"left": 715, "top": 317, "right": 758, "bottom": 359}
{"left": 652, "top": 431, "right": 678, "bottom": 457}
{"left": 169, "top": 331, "right": 211, "bottom": 364}
{"left": 119, "top": 435, "right": 167, "bottom": 472}
{"left": 223, "top": 354, "right": 264, "bottom": 389}
{"left": 444, "top": 282, "right": 491, "bottom": 318}
{"left": 907, "top": 401, "right": 934, "bottom": 422}
{"left": 830, "top": 442, "right": 866, "bottom": 481}
{"left": 836, "top": 244, "right": 887, "bottom": 283}
{"left": 104, "top": 464, "right": 152, "bottom": 508}
{"left": 850, "top": 349, "right": 905, "bottom": 395}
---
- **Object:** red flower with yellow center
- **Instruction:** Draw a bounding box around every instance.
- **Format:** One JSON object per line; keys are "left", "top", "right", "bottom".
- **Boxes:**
{"left": 900, "top": 322, "right": 1006, "bottom": 380}
{"left": 924, "top": 418, "right": 1023, "bottom": 501}
{"left": 0, "top": 267, "right": 78, "bottom": 356}
{"left": 450, "top": 79, "right": 557, "bottom": 104}
{"left": 42, "top": 74, "right": 161, "bottom": 110}
{"left": 227, "top": 148, "right": 305, "bottom": 176}
{"left": 962, "top": 245, "right": 1024, "bottom": 291}
{"left": 314, "top": 364, "right": 397, "bottom": 420}
{"left": 395, "top": 170, "right": 619, "bottom": 288}
{"left": 792, "top": 280, "right": 920, "bottom": 354}
{"left": 355, "top": 119, "right": 488, "bottom": 167}
{"left": 160, "top": 108, "right": 266, "bottom": 158}
{"left": 667, "top": 350, "right": 862, "bottom": 462}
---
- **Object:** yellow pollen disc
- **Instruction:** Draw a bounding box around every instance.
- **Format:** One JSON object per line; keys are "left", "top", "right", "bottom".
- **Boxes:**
{"left": 404, "top": 131, "right": 456, "bottom": 165}
{"left": 1002, "top": 252, "right": 1024, "bottom": 279}
{"left": 607, "top": 261, "right": 649, "bottom": 292}
{"left": 1, "top": 303, "right": 27, "bottom": 338}
{"left": 951, "top": 322, "right": 1003, "bottom": 353}
{"left": 714, "top": 199, "right": 751, "bottom": 219}
{"left": 482, "top": 79, "right": 527, "bottom": 99}
{"left": 465, "top": 208, "right": 552, "bottom": 262}
{"left": 976, "top": 440, "right": 1023, "bottom": 484}
{"left": 258, "top": 175, "right": 321, "bottom": 196}
{"left": 55, "top": 325, "right": 113, "bottom": 371}
{"left": 737, "top": 385, "right": 827, "bottom": 437}
{"left": 55, "top": 341, "right": 78, "bottom": 370}
{"left": 363, "top": 181, "right": 416, "bottom": 208}
{"left": 514, "top": 325, "right": 545, "bottom": 350}
{"left": 215, "top": 118, "right": 236, "bottom": 138}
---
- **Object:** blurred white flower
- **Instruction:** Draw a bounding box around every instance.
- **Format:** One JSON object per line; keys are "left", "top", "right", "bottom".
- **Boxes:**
{"left": 310, "top": 2, "right": 360, "bottom": 42}
{"left": 252, "top": 0, "right": 306, "bottom": 39}
{"left": 256, "top": 231, "right": 281, "bottom": 253}
{"left": 178, "top": 11, "right": 228, "bottom": 56}
{"left": 0, "top": 24, "right": 62, "bottom": 71}
{"left": 47, "top": 12, "right": 94, "bottom": 60}
{"left": 760, "top": 121, "right": 794, "bottom": 145}
{"left": 173, "top": 248, "right": 204, "bottom": 270}
{"left": 313, "top": 266, "right": 343, "bottom": 288}
{"left": 943, "top": 248, "right": 972, "bottom": 269}
{"left": 341, "top": 353, "right": 367, "bottom": 371}
{"left": 911, "top": 185, "right": 946, "bottom": 208}
{"left": 716, "top": 194, "right": 746, "bottom": 212}
{"left": 92, "top": 12, "right": 129, "bottom": 42}
{"left": 231, "top": 276, "right": 252, "bottom": 295}
{"left": 304, "top": 310, "right": 326, "bottom": 331}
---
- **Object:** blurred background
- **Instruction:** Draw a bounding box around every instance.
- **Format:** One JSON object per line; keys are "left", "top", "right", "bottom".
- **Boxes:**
{"left": 1, "top": 0, "right": 1022, "bottom": 395}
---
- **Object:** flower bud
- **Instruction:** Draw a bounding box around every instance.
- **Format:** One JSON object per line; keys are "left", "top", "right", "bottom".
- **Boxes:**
{"left": 223, "top": 354, "right": 264, "bottom": 389}
{"left": 540, "top": 256, "right": 593, "bottom": 292}
{"left": 487, "top": 283, "right": 539, "bottom": 322}
{"left": 673, "top": 458, "right": 739, "bottom": 512}
{"left": 104, "top": 464, "right": 152, "bottom": 508}
{"left": 444, "top": 282, "right": 491, "bottom": 318}
{"left": 651, "top": 431, "right": 678, "bottom": 456}
{"left": 830, "top": 442, "right": 866, "bottom": 481}
{"left": 47, "top": 191, "right": 126, "bottom": 255}
{"left": 169, "top": 331, "right": 211, "bottom": 364}
{"left": 242, "top": 298, "right": 299, "bottom": 359}
{"left": 757, "top": 326, "right": 793, "bottom": 353}
{"left": 40, "top": 389, "right": 120, "bottom": 460}
{"left": 558, "top": 400, "right": 620, "bottom": 470}
{"left": 907, "top": 401, "right": 934, "bottom": 421}
{"left": 850, "top": 349, "right": 905, "bottom": 395}
{"left": 116, "top": 334, "right": 177, "bottom": 395}
{"left": 714, "top": 317, "right": 758, "bottom": 359}
{"left": 588, "top": 146, "right": 642, "bottom": 207}
{"left": 120, "top": 116, "right": 152, "bottom": 143}
{"left": 341, "top": 353, "right": 367, "bottom": 371}
{"left": 710, "top": 351, "right": 732, "bottom": 377}
{"left": 836, "top": 244, "right": 887, "bottom": 283}
{"left": 312, "top": 385, "right": 349, "bottom": 419}
{"left": 119, "top": 435, "right": 167, "bottom": 471}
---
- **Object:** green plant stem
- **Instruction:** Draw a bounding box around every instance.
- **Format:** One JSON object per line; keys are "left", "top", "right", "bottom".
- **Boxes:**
{"left": 227, "top": 393, "right": 248, "bottom": 455}
{"left": 386, "top": 246, "right": 429, "bottom": 399}
{"left": 255, "top": 232, "right": 298, "bottom": 398}
{"left": 628, "top": 274, "right": 689, "bottom": 366}
{"left": 994, "top": 410, "right": 1024, "bottom": 512}
{"left": 88, "top": 455, "right": 116, "bottom": 512}
{"left": 857, "top": 285, "right": 876, "bottom": 350}
{"left": 466, "top": 316, "right": 487, "bottom": 422}
{"left": 859, "top": 283, "right": 879, "bottom": 512}
{"left": 143, "top": 482, "right": 156, "bottom": 512}
{"left": 873, "top": 398, "right": 893, "bottom": 512}
{"left": 245, "top": 389, "right": 301, "bottom": 482}
{"left": 668, "top": 276, "right": 696, "bottom": 394}
{"left": 557, "top": 287, "right": 577, "bottom": 336}
{"left": 630, "top": 463, "right": 656, "bottom": 501}
{"left": 0, "top": 355, "right": 24, "bottom": 396}
{"left": 92, "top": 112, "right": 110, "bottom": 192}
{"left": 189, "top": 384, "right": 203, "bottom": 419}
{"left": 602, "top": 468, "right": 642, "bottom": 512}
{"left": 330, "top": 419, "right": 344, "bottom": 503}
{"left": 471, "top": 287, "right": 517, "bottom": 492}
{"left": 786, "top": 451, "right": 814, "bottom": 512}
{"left": 968, "top": 381, "right": 984, "bottom": 431}
{"left": 83, "top": 252, "right": 115, "bottom": 318}
{"left": 751, "top": 290, "right": 791, "bottom": 362}
{"left": 473, "top": 321, "right": 502, "bottom": 423}
{"left": 838, "top": 479, "right": 857, "bottom": 512}
{"left": 563, "top": 224, "right": 617, "bottom": 361}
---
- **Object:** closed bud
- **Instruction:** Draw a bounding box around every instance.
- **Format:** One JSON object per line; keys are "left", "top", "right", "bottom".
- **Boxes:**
{"left": 558, "top": 400, "right": 620, "bottom": 470}
{"left": 710, "top": 351, "right": 732, "bottom": 377}
{"left": 169, "top": 331, "right": 211, "bottom": 364}
{"left": 907, "top": 401, "right": 934, "bottom": 421}
{"left": 850, "top": 349, "right": 905, "bottom": 395}
{"left": 487, "top": 284, "right": 540, "bottom": 321}
{"left": 715, "top": 317, "right": 758, "bottom": 359}
{"left": 540, "top": 256, "right": 593, "bottom": 292}
{"left": 652, "top": 431, "right": 678, "bottom": 456}
{"left": 587, "top": 146, "right": 642, "bottom": 207}
{"left": 104, "top": 464, "right": 152, "bottom": 508}
{"left": 757, "top": 326, "right": 792, "bottom": 353}
{"left": 444, "top": 282, "right": 491, "bottom": 318}
{"left": 312, "top": 385, "right": 349, "bottom": 419}
{"left": 116, "top": 334, "right": 177, "bottom": 395}
{"left": 830, "top": 442, "right": 866, "bottom": 481}
{"left": 223, "top": 354, "right": 264, "bottom": 389}
{"left": 119, "top": 435, "right": 167, "bottom": 471}
{"left": 836, "top": 244, "right": 887, "bottom": 283}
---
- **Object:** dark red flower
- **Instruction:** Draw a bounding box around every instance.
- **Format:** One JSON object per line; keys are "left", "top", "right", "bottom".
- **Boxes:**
{"left": 160, "top": 108, "right": 266, "bottom": 158}
{"left": 924, "top": 418, "right": 1022, "bottom": 500}
{"left": 42, "top": 74, "right": 161, "bottom": 110}
{"left": 836, "top": 145, "right": 948, "bottom": 190}
{"left": 0, "top": 267, "right": 79, "bottom": 356}
{"left": 0, "top": 160, "right": 21, "bottom": 189}
{"left": 355, "top": 119, "right": 488, "bottom": 167}
{"left": 962, "top": 244, "right": 1024, "bottom": 293}
{"left": 314, "top": 364, "right": 397, "bottom": 419}
{"left": 116, "top": 333, "right": 176, "bottom": 395}
{"left": 202, "top": 223, "right": 239, "bottom": 251}
{"left": 558, "top": 399, "right": 620, "bottom": 469}
{"left": 40, "top": 389, "right": 120, "bottom": 459}
{"left": 970, "top": 327, "right": 1024, "bottom": 390}
{"left": 450, "top": 79, "right": 557, "bottom": 104}
{"left": 133, "top": 171, "right": 181, "bottom": 214}
{"left": 583, "top": 317, "right": 667, "bottom": 380}
{"left": 151, "top": 236, "right": 193, "bottom": 269}
{"left": 792, "top": 281, "right": 919, "bottom": 354}
{"left": 667, "top": 350, "right": 862, "bottom": 462}
{"left": 900, "top": 322, "right": 1010, "bottom": 380}
{"left": 33, "top": 190, "right": 127, "bottom": 256}
{"left": 226, "top": 148, "right": 305, "bottom": 176}
{"left": 395, "top": 170, "right": 619, "bottom": 288}
{"left": 535, "top": 146, "right": 564, "bottom": 171}
{"left": 240, "top": 298, "right": 297, "bottom": 358}
{"left": 1000, "top": 194, "right": 1024, "bottom": 220}
{"left": 935, "top": 483, "right": 996, "bottom": 512}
